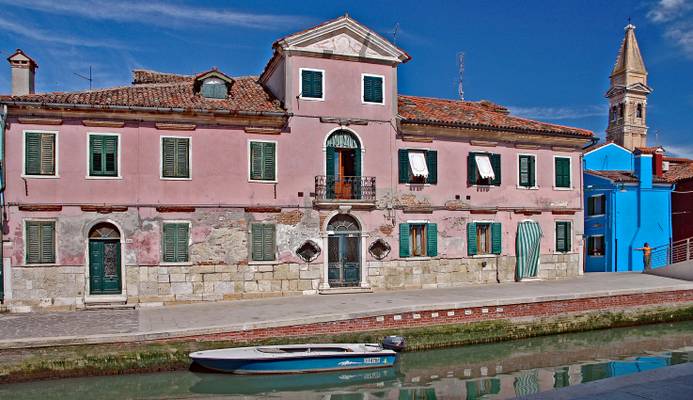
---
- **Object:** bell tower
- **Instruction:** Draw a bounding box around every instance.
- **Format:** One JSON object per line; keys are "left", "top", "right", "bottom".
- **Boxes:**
{"left": 605, "top": 23, "right": 652, "bottom": 150}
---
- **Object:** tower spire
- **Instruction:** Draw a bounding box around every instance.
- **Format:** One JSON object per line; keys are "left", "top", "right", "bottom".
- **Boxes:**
{"left": 605, "top": 22, "right": 652, "bottom": 151}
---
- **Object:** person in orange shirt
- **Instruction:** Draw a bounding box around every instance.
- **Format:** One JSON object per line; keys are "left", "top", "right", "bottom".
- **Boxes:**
{"left": 635, "top": 242, "right": 652, "bottom": 272}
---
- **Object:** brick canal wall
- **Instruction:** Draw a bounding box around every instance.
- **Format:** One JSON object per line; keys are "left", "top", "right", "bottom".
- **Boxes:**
{"left": 173, "top": 290, "right": 693, "bottom": 343}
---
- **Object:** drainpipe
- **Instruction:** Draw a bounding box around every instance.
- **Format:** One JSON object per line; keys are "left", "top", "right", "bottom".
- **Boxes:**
{"left": 0, "top": 104, "right": 7, "bottom": 300}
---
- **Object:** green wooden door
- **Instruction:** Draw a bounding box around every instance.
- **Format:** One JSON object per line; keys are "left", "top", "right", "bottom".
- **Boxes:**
{"left": 89, "top": 239, "right": 122, "bottom": 295}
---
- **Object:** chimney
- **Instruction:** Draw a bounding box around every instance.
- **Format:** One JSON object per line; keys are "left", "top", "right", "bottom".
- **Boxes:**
{"left": 7, "top": 49, "right": 38, "bottom": 96}
{"left": 653, "top": 147, "right": 665, "bottom": 177}
{"left": 634, "top": 152, "right": 653, "bottom": 189}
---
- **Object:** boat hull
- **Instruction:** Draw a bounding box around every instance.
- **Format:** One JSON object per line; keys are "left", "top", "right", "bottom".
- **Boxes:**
{"left": 192, "top": 353, "right": 398, "bottom": 374}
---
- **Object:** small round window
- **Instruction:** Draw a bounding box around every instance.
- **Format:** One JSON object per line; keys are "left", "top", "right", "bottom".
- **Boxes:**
{"left": 369, "top": 238, "right": 391, "bottom": 260}
{"left": 296, "top": 240, "right": 321, "bottom": 262}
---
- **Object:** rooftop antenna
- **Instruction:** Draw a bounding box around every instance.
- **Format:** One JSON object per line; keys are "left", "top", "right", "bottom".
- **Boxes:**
{"left": 73, "top": 66, "right": 93, "bottom": 90}
{"left": 457, "top": 52, "right": 465, "bottom": 100}
{"left": 392, "top": 22, "right": 400, "bottom": 45}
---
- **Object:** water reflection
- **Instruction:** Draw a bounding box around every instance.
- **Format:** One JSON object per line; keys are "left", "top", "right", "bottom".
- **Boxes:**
{"left": 0, "top": 321, "right": 691, "bottom": 400}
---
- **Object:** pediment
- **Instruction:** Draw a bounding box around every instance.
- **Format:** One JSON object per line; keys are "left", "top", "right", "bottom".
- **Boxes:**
{"left": 276, "top": 15, "right": 410, "bottom": 64}
{"left": 626, "top": 82, "right": 652, "bottom": 94}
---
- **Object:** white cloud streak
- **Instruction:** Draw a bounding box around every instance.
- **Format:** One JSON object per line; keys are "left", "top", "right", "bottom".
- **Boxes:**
{"left": 647, "top": 0, "right": 693, "bottom": 59}
{"left": 507, "top": 105, "right": 605, "bottom": 120}
{"left": 0, "top": 15, "right": 126, "bottom": 48}
{"left": 0, "top": 0, "right": 310, "bottom": 30}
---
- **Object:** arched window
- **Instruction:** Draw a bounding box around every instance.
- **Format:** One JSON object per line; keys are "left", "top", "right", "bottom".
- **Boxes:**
{"left": 89, "top": 222, "right": 120, "bottom": 239}
{"left": 618, "top": 104, "right": 624, "bottom": 119}
{"left": 327, "top": 214, "right": 360, "bottom": 233}
{"left": 201, "top": 77, "right": 227, "bottom": 99}
{"left": 636, "top": 104, "right": 643, "bottom": 118}
{"left": 610, "top": 106, "right": 617, "bottom": 121}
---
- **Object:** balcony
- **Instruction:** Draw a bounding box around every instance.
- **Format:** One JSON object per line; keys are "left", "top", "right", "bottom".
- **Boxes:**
{"left": 314, "top": 176, "right": 376, "bottom": 209}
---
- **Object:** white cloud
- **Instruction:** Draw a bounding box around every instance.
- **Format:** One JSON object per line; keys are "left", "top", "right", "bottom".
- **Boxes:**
{"left": 0, "top": 0, "right": 310, "bottom": 30}
{"left": 662, "top": 143, "right": 693, "bottom": 158}
{"left": 507, "top": 105, "right": 605, "bottom": 120}
{"left": 0, "top": 15, "right": 126, "bottom": 48}
{"left": 647, "top": 0, "right": 693, "bottom": 59}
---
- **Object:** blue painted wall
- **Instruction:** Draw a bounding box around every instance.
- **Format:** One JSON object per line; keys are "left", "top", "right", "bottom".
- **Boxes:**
{"left": 583, "top": 145, "right": 672, "bottom": 272}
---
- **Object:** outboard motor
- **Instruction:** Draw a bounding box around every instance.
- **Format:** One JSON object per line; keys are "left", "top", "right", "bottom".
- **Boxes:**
{"left": 382, "top": 335, "right": 406, "bottom": 352}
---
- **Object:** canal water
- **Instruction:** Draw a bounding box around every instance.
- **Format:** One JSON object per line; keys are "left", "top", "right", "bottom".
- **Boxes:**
{"left": 1, "top": 321, "right": 692, "bottom": 399}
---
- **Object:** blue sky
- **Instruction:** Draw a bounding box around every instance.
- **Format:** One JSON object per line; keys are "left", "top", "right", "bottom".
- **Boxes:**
{"left": 1, "top": 0, "right": 692, "bottom": 157}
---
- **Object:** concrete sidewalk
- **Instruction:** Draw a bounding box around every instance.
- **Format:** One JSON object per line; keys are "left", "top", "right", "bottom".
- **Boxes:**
{"left": 1, "top": 273, "right": 692, "bottom": 349}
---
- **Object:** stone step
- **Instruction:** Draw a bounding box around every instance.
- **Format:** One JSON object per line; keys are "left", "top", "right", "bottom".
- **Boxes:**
{"left": 0, "top": 304, "right": 8, "bottom": 313}
{"left": 84, "top": 302, "right": 137, "bottom": 311}
{"left": 319, "top": 287, "right": 374, "bottom": 295}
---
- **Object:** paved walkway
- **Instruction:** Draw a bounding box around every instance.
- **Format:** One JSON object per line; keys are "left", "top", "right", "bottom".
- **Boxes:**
{"left": 524, "top": 362, "right": 693, "bottom": 399}
{"left": 1, "top": 273, "right": 692, "bottom": 349}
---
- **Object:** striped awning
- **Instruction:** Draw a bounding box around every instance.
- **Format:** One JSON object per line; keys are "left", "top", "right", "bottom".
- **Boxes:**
{"left": 514, "top": 370, "right": 540, "bottom": 396}
{"left": 516, "top": 221, "right": 542, "bottom": 280}
{"left": 326, "top": 130, "right": 360, "bottom": 149}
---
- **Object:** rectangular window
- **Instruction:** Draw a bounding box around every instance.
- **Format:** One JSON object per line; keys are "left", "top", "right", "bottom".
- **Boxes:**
{"left": 251, "top": 223, "right": 276, "bottom": 261}
{"left": 554, "top": 157, "right": 571, "bottom": 188}
{"left": 555, "top": 221, "right": 571, "bottom": 253}
{"left": 467, "top": 222, "right": 502, "bottom": 256}
{"left": 24, "top": 132, "right": 56, "bottom": 176}
{"left": 89, "top": 134, "right": 118, "bottom": 177}
{"left": 162, "top": 223, "right": 189, "bottom": 263}
{"left": 587, "top": 236, "right": 605, "bottom": 256}
{"left": 249, "top": 141, "right": 276, "bottom": 181}
{"left": 587, "top": 194, "right": 606, "bottom": 216}
{"left": 25, "top": 221, "right": 56, "bottom": 264}
{"left": 468, "top": 152, "right": 501, "bottom": 186}
{"left": 518, "top": 155, "right": 536, "bottom": 188}
{"left": 300, "top": 69, "right": 324, "bottom": 99}
{"left": 363, "top": 74, "right": 383, "bottom": 104}
{"left": 399, "top": 223, "right": 437, "bottom": 257}
{"left": 398, "top": 149, "right": 437, "bottom": 184}
{"left": 161, "top": 137, "right": 190, "bottom": 179}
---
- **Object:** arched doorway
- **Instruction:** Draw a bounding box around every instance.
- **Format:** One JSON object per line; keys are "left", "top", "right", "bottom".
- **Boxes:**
{"left": 327, "top": 214, "right": 361, "bottom": 287}
{"left": 326, "top": 129, "right": 361, "bottom": 200}
{"left": 88, "top": 222, "right": 122, "bottom": 295}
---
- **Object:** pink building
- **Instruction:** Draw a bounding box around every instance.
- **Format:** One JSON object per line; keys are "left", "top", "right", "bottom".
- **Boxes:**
{"left": 0, "top": 16, "right": 593, "bottom": 311}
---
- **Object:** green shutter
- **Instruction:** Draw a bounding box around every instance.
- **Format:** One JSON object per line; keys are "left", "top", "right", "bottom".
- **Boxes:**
{"left": 555, "top": 158, "right": 570, "bottom": 188}
{"left": 556, "top": 222, "right": 571, "bottom": 253}
{"left": 26, "top": 222, "right": 41, "bottom": 264}
{"left": 467, "top": 152, "right": 477, "bottom": 185}
{"left": 262, "top": 142, "right": 276, "bottom": 181}
{"left": 25, "top": 133, "right": 42, "bottom": 175}
{"left": 491, "top": 154, "right": 501, "bottom": 186}
{"left": 519, "top": 155, "right": 528, "bottom": 187}
{"left": 162, "top": 138, "right": 176, "bottom": 178}
{"left": 565, "top": 222, "right": 571, "bottom": 252}
{"left": 426, "top": 150, "right": 437, "bottom": 184}
{"left": 398, "top": 149, "right": 409, "bottom": 183}
{"left": 467, "top": 223, "right": 477, "bottom": 256}
{"left": 26, "top": 221, "right": 55, "bottom": 264}
{"left": 263, "top": 224, "right": 276, "bottom": 261}
{"left": 90, "top": 135, "right": 103, "bottom": 175}
{"left": 528, "top": 156, "right": 536, "bottom": 187}
{"left": 176, "top": 224, "right": 189, "bottom": 262}
{"left": 399, "top": 223, "right": 410, "bottom": 257}
{"left": 176, "top": 138, "right": 189, "bottom": 178}
{"left": 312, "top": 71, "right": 323, "bottom": 98}
{"left": 251, "top": 224, "right": 264, "bottom": 261}
{"left": 41, "top": 222, "right": 55, "bottom": 263}
{"left": 426, "top": 223, "right": 438, "bottom": 257}
{"left": 326, "top": 146, "right": 336, "bottom": 177}
{"left": 162, "top": 224, "right": 176, "bottom": 262}
{"left": 40, "top": 134, "right": 55, "bottom": 175}
{"left": 90, "top": 135, "right": 118, "bottom": 176}
{"left": 301, "top": 70, "right": 322, "bottom": 98}
{"left": 250, "top": 142, "right": 263, "bottom": 180}
{"left": 363, "top": 76, "right": 383, "bottom": 103}
{"left": 491, "top": 223, "right": 502, "bottom": 255}
{"left": 104, "top": 136, "right": 118, "bottom": 175}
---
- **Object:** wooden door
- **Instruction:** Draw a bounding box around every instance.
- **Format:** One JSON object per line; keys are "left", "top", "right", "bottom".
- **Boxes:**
{"left": 328, "top": 234, "right": 361, "bottom": 287}
{"left": 89, "top": 239, "right": 122, "bottom": 295}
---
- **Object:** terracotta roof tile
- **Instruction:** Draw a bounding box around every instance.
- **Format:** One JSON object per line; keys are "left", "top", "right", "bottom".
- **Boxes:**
{"left": 1, "top": 70, "right": 284, "bottom": 114}
{"left": 664, "top": 162, "right": 693, "bottom": 182}
{"left": 398, "top": 95, "right": 593, "bottom": 138}
{"left": 586, "top": 169, "right": 671, "bottom": 184}
{"left": 634, "top": 146, "right": 664, "bottom": 155}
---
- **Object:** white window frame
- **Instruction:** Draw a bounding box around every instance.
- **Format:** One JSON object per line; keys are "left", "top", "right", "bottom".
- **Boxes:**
{"left": 552, "top": 155, "right": 573, "bottom": 191}
{"left": 85, "top": 132, "right": 122, "bottom": 180}
{"left": 247, "top": 139, "right": 278, "bottom": 184}
{"left": 22, "top": 130, "right": 60, "bottom": 178}
{"left": 160, "top": 220, "right": 193, "bottom": 266}
{"left": 23, "top": 218, "right": 58, "bottom": 266}
{"left": 554, "top": 220, "right": 573, "bottom": 254}
{"left": 587, "top": 234, "right": 605, "bottom": 258}
{"left": 361, "top": 73, "right": 385, "bottom": 105}
{"left": 516, "top": 153, "right": 538, "bottom": 190}
{"left": 587, "top": 194, "right": 606, "bottom": 217}
{"left": 299, "top": 67, "right": 325, "bottom": 101}
{"left": 159, "top": 135, "right": 192, "bottom": 181}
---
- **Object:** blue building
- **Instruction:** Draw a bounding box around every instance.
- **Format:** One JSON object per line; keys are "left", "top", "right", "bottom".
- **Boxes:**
{"left": 583, "top": 143, "right": 673, "bottom": 272}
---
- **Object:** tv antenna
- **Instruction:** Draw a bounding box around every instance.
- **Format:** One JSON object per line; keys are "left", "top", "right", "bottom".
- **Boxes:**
{"left": 392, "top": 22, "right": 400, "bottom": 45}
{"left": 457, "top": 52, "right": 465, "bottom": 100}
{"left": 73, "top": 66, "right": 93, "bottom": 90}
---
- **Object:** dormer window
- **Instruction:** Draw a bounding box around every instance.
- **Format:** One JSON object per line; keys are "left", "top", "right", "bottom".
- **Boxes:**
{"left": 201, "top": 77, "right": 227, "bottom": 99}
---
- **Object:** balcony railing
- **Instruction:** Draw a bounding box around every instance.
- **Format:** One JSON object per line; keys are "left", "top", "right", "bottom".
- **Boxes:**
{"left": 650, "top": 237, "right": 693, "bottom": 268}
{"left": 315, "top": 176, "right": 376, "bottom": 202}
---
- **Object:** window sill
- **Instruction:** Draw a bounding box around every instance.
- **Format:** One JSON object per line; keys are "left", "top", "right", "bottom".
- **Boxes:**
{"left": 362, "top": 100, "right": 385, "bottom": 106}
{"left": 587, "top": 214, "right": 606, "bottom": 218}
{"left": 299, "top": 96, "right": 324, "bottom": 102}
{"left": 160, "top": 177, "right": 192, "bottom": 181}
{"left": 404, "top": 182, "right": 432, "bottom": 187}
{"left": 472, "top": 254, "right": 500, "bottom": 258}
{"left": 248, "top": 179, "right": 278, "bottom": 184}
{"left": 470, "top": 184, "right": 500, "bottom": 188}
{"left": 402, "top": 256, "right": 432, "bottom": 261}
{"left": 19, "top": 263, "right": 58, "bottom": 267}
{"left": 588, "top": 255, "right": 605, "bottom": 258}
{"left": 553, "top": 187, "right": 573, "bottom": 191}
{"left": 248, "top": 260, "right": 279, "bottom": 266}
{"left": 553, "top": 251, "right": 573, "bottom": 255}
{"left": 21, "top": 174, "right": 60, "bottom": 179}
{"left": 516, "top": 186, "right": 539, "bottom": 190}
{"left": 160, "top": 262, "right": 193, "bottom": 266}
{"left": 85, "top": 176, "right": 123, "bottom": 180}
